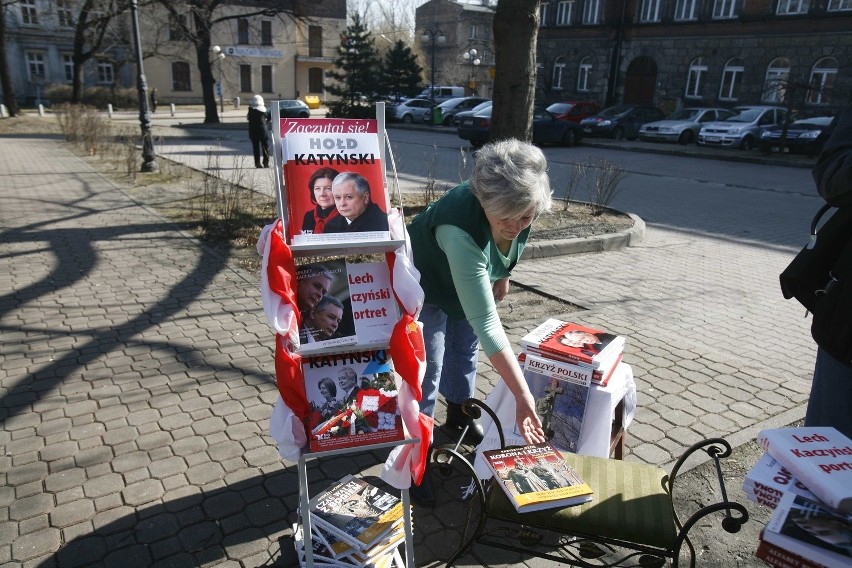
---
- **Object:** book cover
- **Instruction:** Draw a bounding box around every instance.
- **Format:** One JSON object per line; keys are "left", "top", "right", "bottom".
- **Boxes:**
{"left": 296, "top": 260, "right": 398, "bottom": 355}
{"left": 304, "top": 350, "right": 404, "bottom": 453}
{"left": 309, "top": 475, "right": 404, "bottom": 552}
{"left": 482, "top": 442, "right": 593, "bottom": 513}
{"left": 516, "top": 352, "right": 592, "bottom": 453}
{"left": 519, "top": 319, "right": 625, "bottom": 365}
{"left": 521, "top": 346, "right": 623, "bottom": 386}
{"left": 763, "top": 492, "right": 852, "bottom": 568}
{"left": 742, "top": 452, "right": 817, "bottom": 509}
{"left": 756, "top": 427, "right": 852, "bottom": 514}
{"left": 309, "top": 519, "right": 404, "bottom": 565}
{"left": 292, "top": 522, "right": 357, "bottom": 566}
{"left": 756, "top": 532, "right": 828, "bottom": 568}
{"left": 284, "top": 129, "right": 389, "bottom": 246}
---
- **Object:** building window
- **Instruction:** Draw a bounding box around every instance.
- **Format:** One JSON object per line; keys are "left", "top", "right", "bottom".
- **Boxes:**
{"left": 261, "top": 21, "right": 272, "bottom": 46}
{"left": 719, "top": 58, "right": 744, "bottom": 101}
{"left": 685, "top": 57, "right": 707, "bottom": 98}
{"left": 582, "top": 0, "right": 601, "bottom": 23}
{"left": 557, "top": 1, "right": 575, "bottom": 24}
{"left": 470, "top": 25, "right": 479, "bottom": 39}
{"left": 577, "top": 57, "right": 592, "bottom": 91}
{"left": 540, "top": 3, "right": 550, "bottom": 25}
{"left": 639, "top": 0, "right": 662, "bottom": 21}
{"left": 309, "top": 67, "right": 324, "bottom": 93}
{"left": 553, "top": 58, "right": 566, "bottom": 89}
{"left": 712, "top": 0, "right": 737, "bottom": 18}
{"left": 309, "top": 26, "right": 323, "bottom": 58}
{"left": 240, "top": 64, "right": 252, "bottom": 92}
{"left": 172, "top": 61, "right": 192, "bottom": 91}
{"left": 776, "top": 0, "right": 808, "bottom": 14}
{"left": 26, "top": 52, "right": 45, "bottom": 81}
{"left": 62, "top": 54, "right": 75, "bottom": 82}
{"left": 674, "top": 0, "right": 698, "bottom": 20}
{"left": 762, "top": 57, "right": 790, "bottom": 103}
{"left": 57, "top": 0, "right": 74, "bottom": 27}
{"left": 169, "top": 14, "right": 189, "bottom": 41}
{"left": 261, "top": 65, "right": 273, "bottom": 92}
{"left": 828, "top": 0, "right": 852, "bottom": 10}
{"left": 807, "top": 57, "right": 838, "bottom": 105}
{"left": 97, "top": 62, "right": 114, "bottom": 84}
{"left": 20, "top": 0, "right": 38, "bottom": 24}
{"left": 238, "top": 18, "right": 250, "bottom": 44}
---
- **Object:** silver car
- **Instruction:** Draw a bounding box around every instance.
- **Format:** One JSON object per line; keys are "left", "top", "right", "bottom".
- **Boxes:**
{"left": 391, "top": 98, "right": 433, "bottom": 123}
{"left": 698, "top": 105, "right": 787, "bottom": 150}
{"left": 639, "top": 107, "right": 733, "bottom": 145}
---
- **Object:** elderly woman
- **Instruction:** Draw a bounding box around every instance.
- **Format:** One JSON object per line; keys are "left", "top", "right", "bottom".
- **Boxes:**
{"left": 301, "top": 167, "right": 340, "bottom": 235}
{"left": 408, "top": 138, "right": 551, "bottom": 504}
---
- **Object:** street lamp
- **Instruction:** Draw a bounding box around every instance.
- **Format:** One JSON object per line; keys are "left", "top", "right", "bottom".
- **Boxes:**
{"left": 462, "top": 48, "right": 481, "bottom": 95}
{"left": 420, "top": 29, "right": 445, "bottom": 105}
{"left": 211, "top": 45, "right": 226, "bottom": 115}
{"left": 129, "top": 0, "right": 157, "bottom": 172}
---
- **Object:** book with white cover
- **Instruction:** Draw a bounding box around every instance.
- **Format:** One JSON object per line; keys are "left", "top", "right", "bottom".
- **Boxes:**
{"left": 743, "top": 452, "right": 817, "bottom": 509}
{"left": 757, "top": 427, "right": 852, "bottom": 514}
{"left": 763, "top": 492, "right": 852, "bottom": 568}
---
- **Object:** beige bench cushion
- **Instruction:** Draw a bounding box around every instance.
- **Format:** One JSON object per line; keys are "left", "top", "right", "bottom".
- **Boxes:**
{"left": 486, "top": 453, "right": 677, "bottom": 551}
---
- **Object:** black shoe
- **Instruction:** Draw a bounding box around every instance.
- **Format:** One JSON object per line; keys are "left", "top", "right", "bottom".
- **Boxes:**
{"left": 445, "top": 401, "right": 485, "bottom": 445}
{"left": 409, "top": 472, "right": 435, "bottom": 507}
{"left": 256, "top": 164, "right": 262, "bottom": 169}
{"left": 263, "top": 162, "right": 269, "bottom": 168}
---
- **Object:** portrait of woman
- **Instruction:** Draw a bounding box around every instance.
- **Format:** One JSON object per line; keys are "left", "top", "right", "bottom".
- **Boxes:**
{"left": 314, "top": 376, "right": 340, "bottom": 421}
{"left": 301, "top": 167, "right": 340, "bottom": 235}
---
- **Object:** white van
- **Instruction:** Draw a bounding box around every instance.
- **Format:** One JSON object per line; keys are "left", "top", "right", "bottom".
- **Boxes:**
{"left": 417, "top": 86, "right": 465, "bottom": 104}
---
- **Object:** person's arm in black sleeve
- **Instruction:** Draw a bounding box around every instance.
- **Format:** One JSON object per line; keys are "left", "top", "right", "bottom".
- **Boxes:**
{"left": 813, "top": 108, "right": 852, "bottom": 207}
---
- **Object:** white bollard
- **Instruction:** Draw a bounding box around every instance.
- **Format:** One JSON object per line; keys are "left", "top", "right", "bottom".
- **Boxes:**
{"left": 38, "top": 104, "right": 45, "bottom": 116}
{"left": 107, "top": 103, "right": 113, "bottom": 118}
{"left": 233, "top": 97, "right": 240, "bottom": 110}
{"left": 170, "top": 103, "right": 176, "bottom": 117}
{"left": 0, "top": 104, "right": 7, "bottom": 118}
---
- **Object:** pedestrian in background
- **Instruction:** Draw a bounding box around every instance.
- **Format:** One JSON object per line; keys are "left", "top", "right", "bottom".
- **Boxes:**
{"left": 247, "top": 94, "right": 271, "bottom": 168}
{"left": 150, "top": 88, "right": 158, "bottom": 113}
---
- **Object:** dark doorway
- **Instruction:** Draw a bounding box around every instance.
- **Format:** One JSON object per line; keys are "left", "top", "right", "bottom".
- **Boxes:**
{"left": 624, "top": 56, "right": 657, "bottom": 104}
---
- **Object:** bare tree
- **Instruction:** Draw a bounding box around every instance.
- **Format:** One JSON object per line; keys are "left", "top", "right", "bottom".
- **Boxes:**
{"left": 68, "top": 0, "right": 132, "bottom": 103}
{"left": 0, "top": 0, "right": 21, "bottom": 116}
{"left": 490, "top": 0, "right": 541, "bottom": 142}
{"left": 149, "top": 0, "right": 304, "bottom": 124}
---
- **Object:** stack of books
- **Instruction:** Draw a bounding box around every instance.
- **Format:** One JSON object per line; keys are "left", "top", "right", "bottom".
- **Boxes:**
{"left": 517, "top": 319, "right": 625, "bottom": 453}
{"left": 743, "top": 426, "right": 852, "bottom": 567}
{"left": 297, "top": 475, "right": 408, "bottom": 567}
{"left": 482, "top": 442, "right": 593, "bottom": 513}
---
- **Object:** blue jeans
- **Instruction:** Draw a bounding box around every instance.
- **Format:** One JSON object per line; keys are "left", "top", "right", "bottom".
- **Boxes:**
{"left": 419, "top": 303, "right": 480, "bottom": 418}
{"left": 805, "top": 347, "right": 852, "bottom": 439}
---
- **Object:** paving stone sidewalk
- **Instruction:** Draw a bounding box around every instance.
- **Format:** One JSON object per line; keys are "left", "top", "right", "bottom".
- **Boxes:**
{"left": 0, "top": 133, "right": 814, "bottom": 567}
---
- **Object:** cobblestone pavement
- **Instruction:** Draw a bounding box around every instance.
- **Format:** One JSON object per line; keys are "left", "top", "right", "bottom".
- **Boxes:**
{"left": 0, "top": 115, "right": 817, "bottom": 567}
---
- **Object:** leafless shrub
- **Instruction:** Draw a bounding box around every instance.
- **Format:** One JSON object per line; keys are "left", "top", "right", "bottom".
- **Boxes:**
{"left": 562, "top": 163, "right": 585, "bottom": 210}
{"left": 421, "top": 145, "right": 440, "bottom": 206}
{"left": 55, "top": 103, "right": 109, "bottom": 154}
{"left": 584, "top": 158, "right": 628, "bottom": 215}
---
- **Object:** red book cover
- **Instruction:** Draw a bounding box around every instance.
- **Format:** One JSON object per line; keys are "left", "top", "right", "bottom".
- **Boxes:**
{"left": 303, "top": 349, "right": 405, "bottom": 453}
{"left": 520, "top": 319, "right": 624, "bottom": 365}
{"left": 756, "top": 532, "right": 828, "bottom": 568}
{"left": 279, "top": 120, "right": 389, "bottom": 246}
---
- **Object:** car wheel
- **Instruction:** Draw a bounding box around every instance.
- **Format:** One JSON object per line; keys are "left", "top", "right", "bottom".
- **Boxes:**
{"left": 741, "top": 136, "right": 755, "bottom": 151}
{"left": 612, "top": 127, "right": 625, "bottom": 141}
{"left": 678, "top": 131, "right": 695, "bottom": 145}
{"left": 443, "top": 116, "right": 453, "bottom": 126}
{"left": 562, "top": 129, "right": 577, "bottom": 147}
{"left": 402, "top": 114, "right": 413, "bottom": 124}
{"left": 471, "top": 140, "right": 485, "bottom": 149}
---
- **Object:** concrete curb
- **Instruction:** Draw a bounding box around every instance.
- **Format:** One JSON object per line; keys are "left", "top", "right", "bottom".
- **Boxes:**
{"left": 523, "top": 213, "right": 646, "bottom": 258}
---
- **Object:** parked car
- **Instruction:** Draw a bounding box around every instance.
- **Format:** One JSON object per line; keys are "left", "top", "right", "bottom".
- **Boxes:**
{"left": 390, "top": 98, "right": 433, "bottom": 123}
{"left": 698, "top": 105, "right": 787, "bottom": 151}
{"left": 759, "top": 115, "right": 835, "bottom": 156}
{"left": 579, "top": 105, "right": 666, "bottom": 140}
{"left": 457, "top": 106, "right": 583, "bottom": 148}
{"left": 545, "top": 100, "right": 602, "bottom": 124}
{"left": 431, "top": 96, "right": 489, "bottom": 126}
{"left": 278, "top": 99, "right": 311, "bottom": 118}
{"left": 638, "top": 107, "right": 733, "bottom": 145}
{"left": 415, "top": 85, "right": 466, "bottom": 104}
{"left": 452, "top": 100, "right": 492, "bottom": 127}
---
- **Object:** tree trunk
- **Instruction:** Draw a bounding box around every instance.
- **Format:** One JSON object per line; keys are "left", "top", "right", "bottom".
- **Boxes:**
{"left": 197, "top": 41, "right": 219, "bottom": 124}
{"left": 490, "top": 0, "right": 541, "bottom": 142}
{"left": 0, "top": 1, "right": 21, "bottom": 116}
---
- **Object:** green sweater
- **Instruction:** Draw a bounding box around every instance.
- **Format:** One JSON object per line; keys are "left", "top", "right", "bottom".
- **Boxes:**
{"left": 408, "top": 182, "right": 531, "bottom": 356}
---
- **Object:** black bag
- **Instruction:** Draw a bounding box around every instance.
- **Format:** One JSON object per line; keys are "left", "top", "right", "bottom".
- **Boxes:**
{"left": 780, "top": 204, "right": 852, "bottom": 365}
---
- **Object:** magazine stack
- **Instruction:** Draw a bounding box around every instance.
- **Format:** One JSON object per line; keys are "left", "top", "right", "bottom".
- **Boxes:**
{"left": 742, "top": 426, "right": 852, "bottom": 567}
{"left": 517, "top": 319, "right": 625, "bottom": 453}
{"left": 296, "top": 475, "right": 409, "bottom": 567}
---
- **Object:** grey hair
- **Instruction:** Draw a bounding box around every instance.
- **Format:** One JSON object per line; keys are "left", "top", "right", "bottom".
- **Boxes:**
{"left": 332, "top": 171, "right": 371, "bottom": 198}
{"left": 314, "top": 294, "right": 344, "bottom": 313}
{"left": 470, "top": 138, "right": 552, "bottom": 218}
